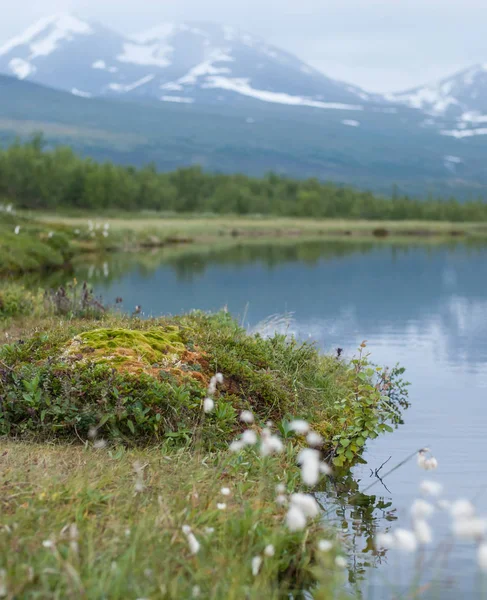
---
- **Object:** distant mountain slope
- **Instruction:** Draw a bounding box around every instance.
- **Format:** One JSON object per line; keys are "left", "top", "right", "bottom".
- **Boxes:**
{"left": 0, "top": 14, "right": 377, "bottom": 111}
{"left": 1, "top": 74, "right": 487, "bottom": 199}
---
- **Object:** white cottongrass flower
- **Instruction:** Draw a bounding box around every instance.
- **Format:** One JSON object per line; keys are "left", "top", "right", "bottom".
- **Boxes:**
{"left": 260, "top": 428, "right": 284, "bottom": 456}
{"left": 264, "top": 544, "right": 275, "bottom": 557}
{"left": 286, "top": 505, "right": 307, "bottom": 531}
{"left": 192, "top": 585, "right": 201, "bottom": 598}
{"left": 203, "top": 398, "right": 214, "bottom": 413}
{"left": 452, "top": 517, "right": 487, "bottom": 540}
{"left": 306, "top": 431, "right": 323, "bottom": 446}
{"left": 251, "top": 555, "right": 262, "bottom": 576}
{"left": 229, "top": 440, "right": 245, "bottom": 452}
{"left": 205, "top": 527, "right": 215, "bottom": 534}
{"left": 420, "top": 480, "right": 443, "bottom": 497}
{"left": 242, "top": 430, "right": 257, "bottom": 445}
{"left": 48, "top": 231, "right": 54, "bottom": 238}
{"left": 290, "top": 493, "right": 320, "bottom": 518}
{"left": 376, "top": 529, "right": 417, "bottom": 552}
{"left": 335, "top": 556, "right": 347, "bottom": 569}
{"left": 297, "top": 448, "right": 321, "bottom": 486}
{"left": 450, "top": 499, "right": 476, "bottom": 520}
{"left": 319, "top": 462, "right": 332, "bottom": 475}
{"left": 220, "top": 487, "right": 231, "bottom": 496}
{"left": 318, "top": 539, "right": 333, "bottom": 552}
{"left": 414, "top": 519, "right": 433, "bottom": 545}
{"left": 276, "top": 483, "right": 286, "bottom": 494}
{"left": 215, "top": 373, "right": 224, "bottom": 384}
{"left": 217, "top": 503, "right": 227, "bottom": 510}
{"left": 289, "top": 420, "right": 310, "bottom": 434}
{"left": 14, "top": 225, "right": 20, "bottom": 234}
{"left": 42, "top": 539, "right": 55, "bottom": 549}
{"left": 417, "top": 448, "right": 438, "bottom": 471}
{"left": 411, "top": 499, "right": 435, "bottom": 520}
{"left": 240, "top": 410, "right": 254, "bottom": 423}
{"left": 276, "top": 494, "right": 288, "bottom": 506}
{"left": 0, "top": 569, "right": 6, "bottom": 598}
{"left": 103, "top": 222, "right": 110, "bottom": 231}
{"left": 182, "top": 525, "right": 200, "bottom": 555}
{"left": 478, "top": 543, "right": 487, "bottom": 571}
{"left": 393, "top": 529, "right": 418, "bottom": 552}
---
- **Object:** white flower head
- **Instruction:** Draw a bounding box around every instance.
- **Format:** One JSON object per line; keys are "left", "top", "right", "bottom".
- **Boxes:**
{"left": 414, "top": 519, "right": 433, "bottom": 545}
{"left": 192, "top": 585, "right": 201, "bottom": 598}
{"left": 242, "top": 430, "right": 257, "bottom": 445}
{"left": 318, "top": 539, "right": 333, "bottom": 552}
{"left": 182, "top": 525, "right": 192, "bottom": 535}
{"left": 260, "top": 428, "right": 284, "bottom": 456}
{"left": 375, "top": 532, "right": 395, "bottom": 549}
{"left": 276, "top": 483, "right": 286, "bottom": 494}
{"left": 289, "top": 420, "right": 310, "bottom": 434}
{"left": 306, "top": 431, "right": 323, "bottom": 447}
{"left": 251, "top": 555, "right": 262, "bottom": 576}
{"left": 240, "top": 410, "right": 254, "bottom": 424}
{"left": 264, "top": 544, "right": 275, "bottom": 557}
{"left": 217, "top": 503, "right": 227, "bottom": 510}
{"left": 419, "top": 480, "right": 443, "bottom": 497}
{"left": 203, "top": 398, "right": 214, "bottom": 413}
{"left": 393, "top": 529, "right": 418, "bottom": 553}
{"left": 290, "top": 493, "right": 320, "bottom": 517}
{"left": 335, "top": 556, "right": 347, "bottom": 569}
{"left": 276, "top": 494, "right": 288, "bottom": 506}
{"left": 286, "top": 505, "right": 307, "bottom": 531}
{"left": 229, "top": 440, "right": 245, "bottom": 453}
{"left": 450, "top": 499, "right": 476, "bottom": 520}
{"left": 417, "top": 449, "right": 438, "bottom": 471}
{"left": 452, "top": 517, "right": 487, "bottom": 540}
{"left": 297, "top": 448, "right": 321, "bottom": 486}
{"left": 205, "top": 527, "right": 215, "bottom": 534}
{"left": 411, "top": 499, "right": 435, "bottom": 520}
{"left": 319, "top": 462, "right": 333, "bottom": 475}
{"left": 220, "top": 487, "right": 231, "bottom": 496}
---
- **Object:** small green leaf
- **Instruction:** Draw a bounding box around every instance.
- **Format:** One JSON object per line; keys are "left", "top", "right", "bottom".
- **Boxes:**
{"left": 127, "top": 420, "right": 135, "bottom": 434}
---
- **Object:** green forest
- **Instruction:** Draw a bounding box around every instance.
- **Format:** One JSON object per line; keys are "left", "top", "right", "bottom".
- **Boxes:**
{"left": 1, "top": 136, "right": 487, "bottom": 220}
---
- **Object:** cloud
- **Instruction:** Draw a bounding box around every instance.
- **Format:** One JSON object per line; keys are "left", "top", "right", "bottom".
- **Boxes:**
{"left": 0, "top": 0, "right": 486, "bottom": 92}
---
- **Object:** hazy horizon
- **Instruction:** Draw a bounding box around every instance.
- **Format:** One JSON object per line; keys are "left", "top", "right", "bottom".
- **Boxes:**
{"left": 1, "top": 0, "right": 486, "bottom": 93}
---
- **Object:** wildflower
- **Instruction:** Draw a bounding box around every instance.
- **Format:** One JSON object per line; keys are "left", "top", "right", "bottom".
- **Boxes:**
{"left": 14, "top": 225, "right": 20, "bottom": 234}
{"left": 42, "top": 539, "right": 55, "bottom": 549}
{"left": 192, "top": 586, "right": 201, "bottom": 598}
{"left": 286, "top": 505, "right": 307, "bottom": 531}
{"left": 182, "top": 525, "right": 200, "bottom": 555}
{"left": 260, "top": 428, "right": 284, "bottom": 456}
{"left": 297, "top": 448, "right": 321, "bottom": 486}
{"left": 452, "top": 517, "right": 487, "bottom": 540}
{"left": 276, "top": 494, "right": 288, "bottom": 506}
{"left": 335, "top": 556, "right": 347, "bottom": 569}
{"left": 93, "top": 439, "right": 107, "bottom": 449}
{"left": 69, "top": 523, "right": 79, "bottom": 555}
{"left": 375, "top": 532, "right": 395, "bottom": 549}
{"left": 242, "top": 430, "right": 257, "bottom": 445}
{"left": 320, "top": 462, "right": 333, "bottom": 475}
{"left": 393, "top": 529, "right": 418, "bottom": 552}
{"left": 411, "top": 499, "right": 435, "bottom": 520}
{"left": 240, "top": 410, "right": 254, "bottom": 423}
{"left": 307, "top": 431, "right": 323, "bottom": 446}
{"left": 417, "top": 448, "right": 438, "bottom": 470}
{"left": 125, "top": 528, "right": 131, "bottom": 537}
{"left": 478, "top": 543, "right": 487, "bottom": 571}
{"left": 290, "top": 493, "right": 320, "bottom": 517}
{"left": 203, "top": 398, "right": 214, "bottom": 413}
{"left": 264, "top": 544, "right": 275, "bottom": 557}
{"left": 102, "top": 230, "right": 109, "bottom": 237}
{"left": 419, "top": 480, "right": 443, "bottom": 497}
{"left": 215, "top": 373, "right": 224, "bottom": 384}
{"left": 450, "top": 499, "right": 475, "bottom": 520}
{"left": 204, "top": 527, "right": 214, "bottom": 534}
{"left": 276, "top": 483, "right": 286, "bottom": 494}
{"left": 217, "top": 503, "right": 227, "bottom": 510}
{"left": 318, "top": 539, "right": 333, "bottom": 552}
{"left": 103, "top": 222, "right": 110, "bottom": 231}
{"left": 414, "top": 519, "right": 433, "bottom": 544}
{"left": 251, "top": 555, "right": 262, "bottom": 576}
{"left": 229, "top": 440, "right": 245, "bottom": 452}
{"left": 289, "top": 420, "right": 310, "bottom": 434}
{"left": 220, "top": 487, "right": 231, "bottom": 496}
{"left": 48, "top": 231, "right": 54, "bottom": 238}
{"left": 0, "top": 569, "right": 6, "bottom": 598}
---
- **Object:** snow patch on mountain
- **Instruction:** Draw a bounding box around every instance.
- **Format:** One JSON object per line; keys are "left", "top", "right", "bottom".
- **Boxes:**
{"left": 342, "top": 119, "right": 360, "bottom": 126}
{"left": 0, "top": 14, "right": 92, "bottom": 58}
{"left": 441, "top": 127, "right": 487, "bottom": 138}
{"left": 109, "top": 74, "right": 155, "bottom": 93}
{"left": 72, "top": 88, "right": 92, "bottom": 98}
{"left": 92, "top": 60, "right": 118, "bottom": 73}
{"left": 161, "top": 95, "right": 194, "bottom": 103}
{"left": 202, "top": 76, "right": 363, "bottom": 110}
{"left": 117, "top": 42, "right": 172, "bottom": 67}
{"left": 8, "top": 57, "right": 35, "bottom": 79}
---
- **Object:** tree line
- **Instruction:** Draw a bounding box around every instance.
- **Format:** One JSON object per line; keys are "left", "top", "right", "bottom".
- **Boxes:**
{"left": 1, "top": 136, "right": 487, "bottom": 220}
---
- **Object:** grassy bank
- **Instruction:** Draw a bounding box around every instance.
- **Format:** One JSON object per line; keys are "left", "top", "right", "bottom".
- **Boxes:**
{"left": 0, "top": 282, "right": 408, "bottom": 597}
{"left": 3, "top": 209, "right": 487, "bottom": 277}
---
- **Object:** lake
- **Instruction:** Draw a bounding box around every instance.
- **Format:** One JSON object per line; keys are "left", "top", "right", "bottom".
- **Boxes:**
{"left": 68, "top": 238, "right": 487, "bottom": 597}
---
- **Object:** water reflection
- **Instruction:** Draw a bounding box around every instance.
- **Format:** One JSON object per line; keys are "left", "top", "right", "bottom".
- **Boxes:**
{"left": 26, "top": 238, "right": 487, "bottom": 596}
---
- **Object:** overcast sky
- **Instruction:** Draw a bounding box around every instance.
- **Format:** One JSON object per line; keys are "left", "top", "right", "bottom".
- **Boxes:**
{"left": 1, "top": 0, "right": 486, "bottom": 92}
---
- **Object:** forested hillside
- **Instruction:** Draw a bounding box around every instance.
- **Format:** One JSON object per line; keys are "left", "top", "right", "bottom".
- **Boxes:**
{"left": 1, "top": 137, "right": 487, "bottom": 220}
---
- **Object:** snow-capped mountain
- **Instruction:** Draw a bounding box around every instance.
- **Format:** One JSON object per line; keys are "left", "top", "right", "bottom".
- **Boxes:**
{"left": 0, "top": 14, "right": 376, "bottom": 112}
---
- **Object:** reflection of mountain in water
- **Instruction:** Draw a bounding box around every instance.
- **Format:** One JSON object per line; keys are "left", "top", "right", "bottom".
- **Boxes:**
{"left": 83, "top": 241, "right": 487, "bottom": 371}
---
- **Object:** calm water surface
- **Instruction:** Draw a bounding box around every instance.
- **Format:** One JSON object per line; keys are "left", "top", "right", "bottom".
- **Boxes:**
{"left": 72, "top": 240, "right": 487, "bottom": 596}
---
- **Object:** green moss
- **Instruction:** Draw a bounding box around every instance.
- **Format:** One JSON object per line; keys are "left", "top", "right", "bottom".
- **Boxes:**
{"left": 66, "top": 326, "right": 186, "bottom": 367}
